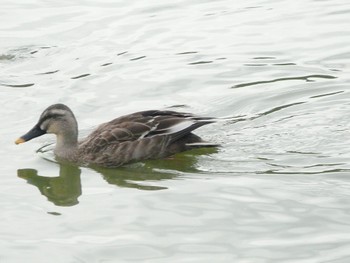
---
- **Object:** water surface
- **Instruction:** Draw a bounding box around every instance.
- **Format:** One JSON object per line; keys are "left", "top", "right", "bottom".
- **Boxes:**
{"left": 1, "top": 0, "right": 350, "bottom": 262}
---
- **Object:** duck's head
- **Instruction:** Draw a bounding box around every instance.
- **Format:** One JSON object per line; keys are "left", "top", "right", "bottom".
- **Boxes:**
{"left": 15, "top": 104, "right": 78, "bottom": 145}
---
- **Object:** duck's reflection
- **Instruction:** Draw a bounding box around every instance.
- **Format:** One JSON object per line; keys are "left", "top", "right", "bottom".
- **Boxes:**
{"left": 17, "top": 164, "right": 82, "bottom": 207}
{"left": 17, "top": 147, "right": 217, "bottom": 206}
{"left": 95, "top": 166, "right": 175, "bottom": 191}
{"left": 95, "top": 148, "right": 217, "bottom": 191}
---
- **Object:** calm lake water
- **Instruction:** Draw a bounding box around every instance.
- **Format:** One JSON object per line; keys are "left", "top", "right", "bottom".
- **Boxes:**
{"left": 1, "top": 0, "right": 350, "bottom": 262}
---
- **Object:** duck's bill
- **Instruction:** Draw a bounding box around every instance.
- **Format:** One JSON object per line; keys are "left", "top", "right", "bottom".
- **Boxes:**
{"left": 15, "top": 137, "right": 26, "bottom": 144}
{"left": 15, "top": 124, "right": 46, "bottom": 145}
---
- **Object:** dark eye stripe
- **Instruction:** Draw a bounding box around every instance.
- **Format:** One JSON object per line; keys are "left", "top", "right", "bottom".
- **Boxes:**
{"left": 39, "top": 113, "right": 65, "bottom": 125}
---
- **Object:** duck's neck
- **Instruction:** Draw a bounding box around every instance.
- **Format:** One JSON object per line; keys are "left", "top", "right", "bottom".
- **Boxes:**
{"left": 54, "top": 130, "right": 79, "bottom": 161}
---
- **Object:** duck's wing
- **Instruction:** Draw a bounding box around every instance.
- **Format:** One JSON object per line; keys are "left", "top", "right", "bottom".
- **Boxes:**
{"left": 106, "top": 110, "right": 202, "bottom": 125}
{"left": 113, "top": 110, "right": 216, "bottom": 141}
{"left": 81, "top": 110, "right": 215, "bottom": 154}
{"left": 80, "top": 121, "right": 152, "bottom": 153}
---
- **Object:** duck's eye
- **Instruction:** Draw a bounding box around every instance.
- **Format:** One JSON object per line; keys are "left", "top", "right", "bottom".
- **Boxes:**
{"left": 47, "top": 113, "right": 65, "bottom": 120}
{"left": 41, "top": 113, "right": 65, "bottom": 122}
{"left": 39, "top": 113, "right": 65, "bottom": 130}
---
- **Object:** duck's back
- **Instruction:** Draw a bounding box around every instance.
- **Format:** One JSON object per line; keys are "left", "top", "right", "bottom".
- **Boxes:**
{"left": 77, "top": 110, "right": 215, "bottom": 167}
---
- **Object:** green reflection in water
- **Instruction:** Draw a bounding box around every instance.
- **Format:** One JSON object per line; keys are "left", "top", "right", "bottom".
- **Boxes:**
{"left": 17, "top": 147, "right": 218, "bottom": 206}
{"left": 17, "top": 164, "right": 82, "bottom": 207}
{"left": 94, "top": 148, "right": 213, "bottom": 191}
{"left": 93, "top": 147, "right": 217, "bottom": 190}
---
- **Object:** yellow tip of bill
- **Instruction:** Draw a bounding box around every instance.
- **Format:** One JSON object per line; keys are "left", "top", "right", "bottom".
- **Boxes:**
{"left": 15, "top": 138, "right": 26, "bottom": 145}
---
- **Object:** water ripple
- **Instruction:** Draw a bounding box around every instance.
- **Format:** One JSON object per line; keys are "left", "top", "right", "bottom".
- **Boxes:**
{"left": 1, "top": 83, "right": 34, "bottom": 88}
{"left": 71, "top": 73, "right": 90, "bottom": 79}
{"left": 232, "top": 74, "right": 337, "bottom": 88}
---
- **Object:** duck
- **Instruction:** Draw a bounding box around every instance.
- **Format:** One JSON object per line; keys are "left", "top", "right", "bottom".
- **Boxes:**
{"left": 15, "top": 104, "right": 218, "bottom": 167}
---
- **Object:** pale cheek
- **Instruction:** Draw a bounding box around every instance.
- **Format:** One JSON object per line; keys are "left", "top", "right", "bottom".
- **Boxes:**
{"left": 46, "top": 124, "right": 56, "bottom": 134}
{"left": 40, "top": 120, "right": 50, "bottom": 132}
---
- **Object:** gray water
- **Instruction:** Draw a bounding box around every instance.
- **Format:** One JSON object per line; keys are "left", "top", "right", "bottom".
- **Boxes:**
{"left": 1, "top": 0, "right": 350, "bottom": 262}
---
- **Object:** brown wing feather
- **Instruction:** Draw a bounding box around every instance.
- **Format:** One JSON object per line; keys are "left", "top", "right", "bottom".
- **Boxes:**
{"left": 78, "top": 110, "right": 215, "bottom": 166}
{"left": 81, "top": 122, "right": 152, "bottom": 153}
